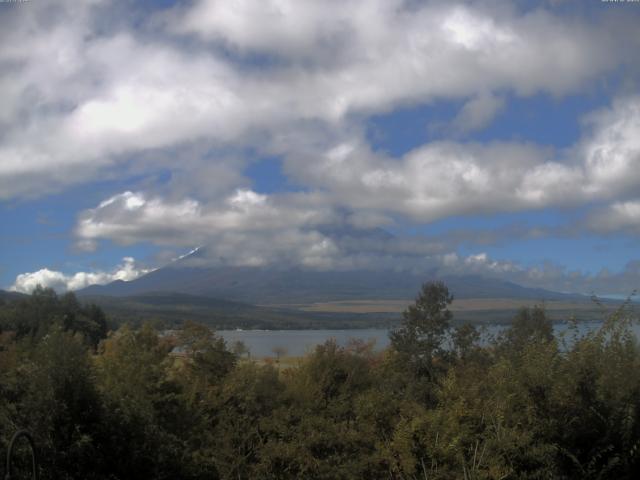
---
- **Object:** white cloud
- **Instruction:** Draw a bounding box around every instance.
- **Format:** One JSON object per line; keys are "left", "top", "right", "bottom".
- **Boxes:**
{"left": 588, "top": 200, "right": 640, "bottom": 234}
{"left": 0, "top": 0, "right": 633, "bottom": 199}
{"left": 2, "top": 0, "right": 640, "bottom": 294}
{"left": 9, "top": 257, "right": 152, "bottom": 294}
{"left": 43, "top": 197, "right": 640, "bottom": 294}
{"left": 66, "top": 93, "right": 640, "bottom": 289}
{"left": 173, "top": 0, "right": 353, "bottom": 59}
{"left": 74, "top": 189, "right": 338, "bottom": 256}
{"left": 581, "top": 96, "right": 640, "bottom": 196}
{"left": 174, "top": 1, "right": 618, "bottom": 101}
{"left": 280, "top": 95, "right": 640, "bottom": 221}
{"left": 74, "top": 188, "right": 459, "bottom": 270}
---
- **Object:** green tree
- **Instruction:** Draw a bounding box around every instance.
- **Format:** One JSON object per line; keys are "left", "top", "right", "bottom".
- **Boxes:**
{"left": 390, "top": 281, "right": 453, "bottom": 380}
{"left": 201, "top": 363, "right": 283, "bottom": 479}
{"left": 177, "top": 321, "right": 236, "bottom": 403}
{"left": 95, "top": 323, "right": 187, "bottom": 479}
{"left": 257, "top": 340, "right": 382, "bottom": 479}
{"left": 500, "top": 305, "right": 554, "bottom": 355}
{"left": 0, "top": 288, "right": 108, "bottom": 348}
{"left": 452, "top": 323, "right": 481, "bottom": 361}
{"left": 21, "top": 326, "right": 104, "bottom": 480}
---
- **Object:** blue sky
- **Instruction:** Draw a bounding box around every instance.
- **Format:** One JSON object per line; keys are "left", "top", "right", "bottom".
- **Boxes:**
{"left": 1, "top": 0, "right": 640, "bottom": 295}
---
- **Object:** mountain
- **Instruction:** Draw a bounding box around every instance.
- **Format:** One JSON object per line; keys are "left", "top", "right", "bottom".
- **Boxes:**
{"left": 78, "top": 227, "right": 587, "bottom": 305}
{"left": 78, "top": 262, "right": 582, "bottom": 305}
{"left": 0, "top": 289, "right": 27, "bottom": 303}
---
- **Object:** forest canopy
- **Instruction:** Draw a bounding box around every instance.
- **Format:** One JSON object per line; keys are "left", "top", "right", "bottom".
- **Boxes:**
{"left": 1, "top": 284, "right": 639, "bottom": 479}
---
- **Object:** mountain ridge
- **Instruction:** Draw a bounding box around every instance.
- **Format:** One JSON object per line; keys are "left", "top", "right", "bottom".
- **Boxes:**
{"left": 77, "top": 226, "right": 589, "bottom": 304}
{"left": 77, "top": 266, "right": 585, "bottom": 304}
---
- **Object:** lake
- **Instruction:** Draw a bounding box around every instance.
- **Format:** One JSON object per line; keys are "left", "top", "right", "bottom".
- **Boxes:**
{"left": 218, "top": 321, "right": 640, "bottom": 358}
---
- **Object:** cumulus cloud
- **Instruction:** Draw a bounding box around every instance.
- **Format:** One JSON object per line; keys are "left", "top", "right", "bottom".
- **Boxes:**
{"left": 283, "top": 139, "right": 550, "bottom": 221}
{"left": 581, "top": 96, "right": 640, "bottom": 196}
{"left": 280, "top": 95, "right": 640, "bottom": 221}
{"left": 3, "top": 0, "right": 640, "bottom": 294}
{"left": 9, "top": 257, "right": 152, "bottom": 294}
{"left": 0, "top": 0, "right": 634, "bottom": 199}
{"left": 587, "top": 200, "right": 640, "bottom": 234}
{"left": 173, "top": 0, "right": 619, "bottom": 100}
{"left": 75, "top": 189, "right": 337, "bottom": 250}
{"left": 69, "top": 93, "right": 640, "bottom": 281}
{"left": 74, "top": 189, "right": 450, "bottom": 270}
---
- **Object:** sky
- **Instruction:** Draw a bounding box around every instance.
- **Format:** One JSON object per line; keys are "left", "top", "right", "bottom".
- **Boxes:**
{"left": 1, "top": 0, "right": 640, "bottom": 296}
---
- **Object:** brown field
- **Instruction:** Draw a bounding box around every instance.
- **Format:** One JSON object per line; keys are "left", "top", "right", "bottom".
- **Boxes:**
{"left": 264, "top": 298, "right": 599, "bottom": 314}
{"left": 265, "top": 298, "right": 616, "bottom": 313}
{"left": 260, "top": 297, "right": 625, "bottom": 325}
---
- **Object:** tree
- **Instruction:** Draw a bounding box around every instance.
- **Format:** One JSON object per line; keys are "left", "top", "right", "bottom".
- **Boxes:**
{"left": 0, "top": 288, "right": 108, "bottom": 348}
{"left": 501, "top": 305, "right": 553, "bottom": 354}
{"left": 389, "top": 281, "right": 453, "bottom": 380}
{"left": 95, "top": 324, "right": 186, "bottom": 479}
{"left": 177, "top": 321, "right": 236, "bottom": 394}
{"left": 452, "top": 323, "right": 481, "bottom": 361}
{"left": 22, "top": 326, "right": 104, "bottom": 479}
{"left": 203, "top": 363, "right": 284, "bottom": 479}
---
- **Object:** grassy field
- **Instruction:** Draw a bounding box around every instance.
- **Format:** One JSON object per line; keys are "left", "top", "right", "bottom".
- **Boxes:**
{"left": 265, "top": 298, "right": 600, "bottom": 313}
{"left": 262, "top": 297, "right": 624, "bottom": 324}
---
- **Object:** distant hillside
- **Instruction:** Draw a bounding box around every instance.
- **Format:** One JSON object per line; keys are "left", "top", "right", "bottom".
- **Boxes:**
{"left": 77, "top": 227, "right": 589, "bottom": 304}
{"left": 78, "top": 265, "right": 584, "bottom": 305}
{"left": 0, "top": 289, "right": 27, "bottom": 303}
{"left": 78, "top": 290, "right": 609, "bottom": 330}
{"left": 80, "top": 291, "right": 395, "bottom": 330}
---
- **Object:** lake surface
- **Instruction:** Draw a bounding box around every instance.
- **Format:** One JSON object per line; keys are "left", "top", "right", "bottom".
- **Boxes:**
{"left": 218, "top": 321, "right": 640, "bottom": 358}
